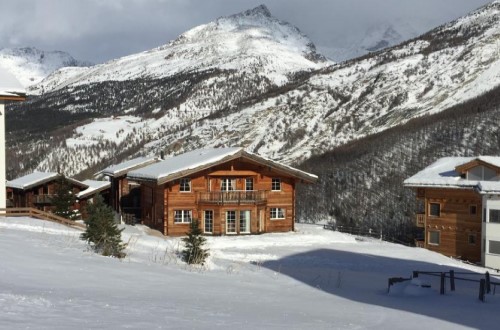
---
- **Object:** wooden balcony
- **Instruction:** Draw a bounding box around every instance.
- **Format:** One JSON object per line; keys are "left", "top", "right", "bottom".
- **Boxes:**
{"left": 33, "top": 194, "right": 54, "bottom": 204}
{"left": 197, "top": 190, "right": 267, "bottom": 205}
{"left": 416, "top": 213, "right": 425, "bottom": 227}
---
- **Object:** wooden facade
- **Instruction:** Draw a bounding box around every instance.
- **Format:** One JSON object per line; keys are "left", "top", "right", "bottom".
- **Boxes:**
{"left": 416, "top": 187, "right": 482, "bottom": 262}
{"left": 406, "top": 156, "right": 500, "bottom": 264}
{"left": 99, "top": 157, "right": 159, "bottom": 221}
{"left": 7, "top": 175, "right": 110, "bottom": 219}
{"left": 8, "top": 176, "right": 87, "bottom": 213}
{"left": 134, "top": 152, "right": 316, "bottom": 236}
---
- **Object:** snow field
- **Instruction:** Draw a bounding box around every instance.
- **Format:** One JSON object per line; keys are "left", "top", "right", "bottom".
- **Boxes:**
{"left": 1, "top": 217, "right": 499, "bottom": 329}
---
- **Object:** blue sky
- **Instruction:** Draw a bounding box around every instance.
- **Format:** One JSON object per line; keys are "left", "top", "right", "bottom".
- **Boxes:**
{"left": 0, "top": 0, "right": 493, "bottom": 63}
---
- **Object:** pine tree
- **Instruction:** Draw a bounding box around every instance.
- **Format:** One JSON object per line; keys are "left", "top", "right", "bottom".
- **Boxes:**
{"left": 80, "top": 195, "right": 125, "bottom": 258}
{"left": 52, "top": 177, "right": 77, "bottom": 219}
{"left": 182, "top": 219, "right": 209, "bottom": 265}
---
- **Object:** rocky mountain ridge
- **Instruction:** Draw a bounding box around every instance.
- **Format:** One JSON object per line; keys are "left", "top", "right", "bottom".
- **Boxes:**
{"left": 5, "top": 2, "right": 500, "bottom": 189}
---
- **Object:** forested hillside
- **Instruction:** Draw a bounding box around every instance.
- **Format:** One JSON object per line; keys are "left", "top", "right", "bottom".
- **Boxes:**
{"left": 297, "top": 85, "right": 500, "bottom": 242}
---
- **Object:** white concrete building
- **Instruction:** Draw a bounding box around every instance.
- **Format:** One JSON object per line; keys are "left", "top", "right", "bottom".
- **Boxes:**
{"left": 0, "top": 65, "right": 26, "bottom": 209}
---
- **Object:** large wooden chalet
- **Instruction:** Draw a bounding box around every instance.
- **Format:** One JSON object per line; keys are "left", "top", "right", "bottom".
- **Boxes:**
{"left": 404, "top": 157, "right": 500, "bottom": 269}
{"left": 126, "top": 147, "right": 317, "bottom": 236}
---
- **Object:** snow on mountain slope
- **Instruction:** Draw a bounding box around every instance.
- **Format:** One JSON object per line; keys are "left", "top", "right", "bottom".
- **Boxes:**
{"left": 139, "top": 1, "right": 500, "bottom": 163}
{"left": 0, "top": 47, "right": 90, "bottom": 88}
{"left": 31, "top": 5, "right": 328, "bottom": 95}
{"left": 319, "top": 20, "right": 422, "bottom": 62}
{"left": 7, "top": 2, "right": 500, "bottom": 177}
{"left": 1, "top": 217, "right": 499, "bottom": 329}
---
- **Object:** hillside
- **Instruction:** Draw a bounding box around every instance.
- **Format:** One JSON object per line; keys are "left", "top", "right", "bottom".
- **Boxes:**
{"left": 3, "top": 2, "right": 500, "bottom": 238}
{"left": 297, "top": 84, "right": 500, "bottom": 240}
{"left": 1, "top": 217, "right": 499, "bottom": 329}
{"left": 0, "top": 47, "right": 90, "bottom": 87}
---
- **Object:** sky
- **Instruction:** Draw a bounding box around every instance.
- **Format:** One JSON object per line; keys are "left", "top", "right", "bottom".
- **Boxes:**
{"left": 0, "top": 0, "right": 494, "bottom": 63}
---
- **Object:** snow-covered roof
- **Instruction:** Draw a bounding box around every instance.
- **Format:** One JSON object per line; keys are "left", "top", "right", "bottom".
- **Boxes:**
{"left": 475, "top": 156, "right": 500, "bottom": 169}
{"left": 76, "top": 180, "right": 111, "bottom": 199}
{"left": 128, "top": 147, "right": 317, "bottom": 184}
{"left": 7, "top": 172, "right": 89, "bottom": 190}
{"left": 477, "top": 181, "right": 500, "bottom": 194}
{"left": 98, "top": 156, "right": 160, "bottom": 177}
{"left": 404, "top": 156, "right": 500, "bottom": 194}
{"left": 404, "top": 157, "right": 475, "bottom": 188}
{"left": 7, "top": 172, "right": 62, "bottom": 190}
{"left": 0, "top": 64, "right": 26, "bottom": 98}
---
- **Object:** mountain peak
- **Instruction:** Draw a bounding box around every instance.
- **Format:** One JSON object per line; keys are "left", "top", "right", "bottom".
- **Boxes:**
{"left": 239, "top": 4, "right": 272, "bottom": 18}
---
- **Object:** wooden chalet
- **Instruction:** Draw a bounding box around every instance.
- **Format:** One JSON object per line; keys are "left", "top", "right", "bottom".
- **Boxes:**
{"left": 76, "top": 180, "right": 112, "bottom": 218}
{"left": 404, "top": 157, "right": 500, "bottom": 268}
{"left": 7, "top": 172, "right": 110, "bottom": 218}
{"left": 127, "top": 147, "right": 317, "bottom": 236}
{"left": 97, "top": 156, "right": 160, "bottom": 221}
{"left": 0, "top": 65, "right": 26, "bottom": 210}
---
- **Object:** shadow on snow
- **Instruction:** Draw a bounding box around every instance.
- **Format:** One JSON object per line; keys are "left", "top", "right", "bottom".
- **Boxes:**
{"left": 259, "top": 248, "right": 500, "bottom": 328}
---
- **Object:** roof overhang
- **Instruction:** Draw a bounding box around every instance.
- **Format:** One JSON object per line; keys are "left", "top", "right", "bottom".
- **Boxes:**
{"left": 455, "top": 158, "right": 500, "bottom": 174}
{"left": 128, "top": 149, "right": 318, "bottom": 185}
{"left": 0, "top": 94, "right": 26, "bottom": 102}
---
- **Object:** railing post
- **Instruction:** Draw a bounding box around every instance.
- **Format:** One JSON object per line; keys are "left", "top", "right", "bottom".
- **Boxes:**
{"left": 440, "top": 272, "right": 445, "bottom": 295}
{"left": 479, "top": 279, "right": 486, "bottom": 302}
{"left": 450, "top": 270, "right": 455, "bottom": 291}
{"left": 485, "top": 272, "right": 491, "bottom": 294}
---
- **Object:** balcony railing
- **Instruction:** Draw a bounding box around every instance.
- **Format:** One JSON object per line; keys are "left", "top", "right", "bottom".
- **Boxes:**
{"left": 33, "top": 194, "right": 54, "bottom": 204}
{"left": 416, "top": 213, "right": 425, "bottom": 227}
{"left": 198, "top": 190, "right": 267, "bottom": 205}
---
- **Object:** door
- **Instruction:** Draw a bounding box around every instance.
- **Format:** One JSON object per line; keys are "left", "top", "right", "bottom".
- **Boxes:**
{"left": 226, "top": 210, "right": 237, "bottom": 234}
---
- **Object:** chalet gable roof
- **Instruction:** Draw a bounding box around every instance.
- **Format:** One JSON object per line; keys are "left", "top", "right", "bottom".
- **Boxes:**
{"left": 7, "top": 172, "right": 89, "bottom": 190}
{"left": 97, "top": 156, "right": 160, "bottom": 178}
{"left": 76, "top": 180, "right": 111, "bottom": 199}
{"left": 127, "top": 147, "right": 318, "bottom": 185}
{"left": 0, "top": 65, "right": 26, "bottom": 101}
{"left": 455, "top": 156, "right": 500, "bottom": 173}
{"left": 404, "top": 156, "right": 500, "bottom": 194}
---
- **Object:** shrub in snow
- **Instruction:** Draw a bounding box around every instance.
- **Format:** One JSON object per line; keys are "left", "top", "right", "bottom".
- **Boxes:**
{"left": 80, "top": 195, "right": 125, "bottom": 258}
{"left": 182, "top": 219, "right": 209, "bottom": 265}
{"left": 53, "top": 177, "right": 77, "bottom": 220}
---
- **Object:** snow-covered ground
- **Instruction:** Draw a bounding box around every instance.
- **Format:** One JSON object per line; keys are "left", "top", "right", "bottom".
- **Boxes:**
{"left": 1, "top": 217, "right": 499, "bottom": 329}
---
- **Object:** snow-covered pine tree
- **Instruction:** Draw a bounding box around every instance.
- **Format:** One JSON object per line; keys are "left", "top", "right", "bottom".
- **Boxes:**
{"left": 52, "top": 177, "right": 77, "bottom": 219}
{"left": 182, "top": 219, "right": 209, "bottom": 265}
{"left": 80, "top": 195, "right": 125, "bottom": 258}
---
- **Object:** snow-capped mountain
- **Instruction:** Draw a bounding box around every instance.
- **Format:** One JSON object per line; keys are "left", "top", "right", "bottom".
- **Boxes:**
{"left": 0, "top": 47, "right": 90, "bottom": 88}
{"left": 6, "top": 2, "right": 500, "bottom": 179}
{"left": 30, "top": 5, "right": 328, "bottom": 95}
{"left": 319, "top": 21, "right": 421, "bottom": 62}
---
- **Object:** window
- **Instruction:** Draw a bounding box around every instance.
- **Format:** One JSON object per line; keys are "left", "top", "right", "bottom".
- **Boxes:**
{"left": 226, "top": 211, "right": 236, "bottom": 234}
{"left": 245, "top": 178, "right": 254, "bottom": 191}
{"left": 468, "top": 233, "right": 476, "bottom": 245}
{"left": 429, "top": 203, "right": 440, "bottom": 217}
{"left": 271, "top": 178, "right": 281, "bottom": 191}
{"left": 179, "top": 178, "right": 191, "bottom": 192}
{"left": 204, "top": 210, "right": 213, "bottom": 234}
{"left": 489, "top": 240, "right": 500, "bottom": 255}
{"left": 174, "top": 210, "right": 192, "bottom": 223}
{"left": 270, "top": 208, "right": 285, "bottom": 219}
{"left": 428, "top": 231, "right": 440, "bottom": 245}
{"left": 221, "top": 178, "right": 235, "bottom": 191}
{"left": 490, "top": 209, "right": 500, "bottom": 223}
{"left": 468, "top": 165, "right": 497, "bottom": 181}
{"left": 240, "top": 210, "right": 250, "bottom": 233}
{"left": 470, "top": 205, "right": 477, "bottom": 216}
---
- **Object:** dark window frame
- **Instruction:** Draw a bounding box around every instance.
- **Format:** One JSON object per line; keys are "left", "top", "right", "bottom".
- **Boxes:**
{"left": 429, "top": 203, "right": 441, "bottom": 217}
